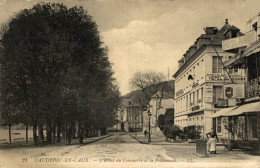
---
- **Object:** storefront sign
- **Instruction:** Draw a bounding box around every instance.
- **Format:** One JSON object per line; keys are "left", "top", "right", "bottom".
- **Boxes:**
{"left": 192, "top": 105, "right": 200, "bottom": 111}
{"left": 224, "top": 84, "right": 245, "bottom": 99}
{"left": 206, "top": 73, "right": 247, "bottom": 82}
{"left": 205, "top": 84, "right": 213, "bottom": 103}
{"left": 192, "top": 82, "right": 199, "bottom": 88}
{"left": 176, "top": 89, "right": 184, "bottom": 97}
{"left": 222, "top": 34, "right": 254, "bottom": 51}
{"left": 225, "top": 87, "right": 233, "bottom": 98}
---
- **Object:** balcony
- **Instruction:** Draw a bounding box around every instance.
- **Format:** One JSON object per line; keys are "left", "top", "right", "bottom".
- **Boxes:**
{"left": 214, "top": 99, "right": 228, "bottom": 108}
{"left": 245, "top": 77, "right": 260, "bottom": 99}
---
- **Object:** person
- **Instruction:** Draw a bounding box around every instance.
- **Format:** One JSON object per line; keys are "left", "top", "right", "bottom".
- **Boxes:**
{"left": 67, "top": 126, "right": 72, "bottom": 145}
{"left": 206, "top": 128, "right": 219, "bottom": 154}
{"left": 78, "top": 128, "right": 84, "bottom": 145}
{"left": 144, "top": 130, "right": 148, "bottom": 138}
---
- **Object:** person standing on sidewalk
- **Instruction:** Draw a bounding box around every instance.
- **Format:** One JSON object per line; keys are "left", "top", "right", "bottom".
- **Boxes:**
{"left": 78, "top": 128, "right": 84, "bottom": 145}
{"left": 206, "top": 128, "right": 219, "bottom": 154}
{"left": 144, "top": 130, "right": 148, "bottom": 138}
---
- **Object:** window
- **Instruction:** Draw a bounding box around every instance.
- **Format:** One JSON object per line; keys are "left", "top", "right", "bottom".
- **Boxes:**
{"left": 212, "top": 56, "right": 223, "bottom": 73}
{"left": 135, "top": 115, "right": 138, "bottom": 121}
{"left": 121, "top": 115, "right": 124, "bottom": 121}
{"left": 129, "top": 115, "right": 131, "bottom": 121}
{"left": 217, "top": 117, "right": 221, "bottom": 133}
{"left": 193, "top": 92, "right": 195, "bottom": 105}
{"left": 189, "top": 93, "right": 192, "bottom": 107}
{"left": 186, "top": 95, "right": 188, "bottom": 110}
{"left": 201, "top": 88, "right": 203, "bottom": 103}
{"left": 249, "top": 115, "right": 258, "bottom": 138}
{"left": 180, "top": 98, "right": 182, "bottom": 112}
{"left": 197, "top": 90, "right": 199, "bottom": 104}
{"left": 213, "top": 86, "right": 223, "bottom": 103}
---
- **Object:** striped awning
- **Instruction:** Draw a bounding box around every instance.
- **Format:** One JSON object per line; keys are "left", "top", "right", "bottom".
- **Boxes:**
{"left": 223, "top": 101, "right": 260, "bottom": 116}
{"left": 211, "top": 106, "right": 238, "bottom": 118}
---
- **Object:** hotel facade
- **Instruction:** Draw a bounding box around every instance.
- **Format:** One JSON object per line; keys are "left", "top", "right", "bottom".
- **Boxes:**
{"left": 173, "top": 20, "right": 243, "bottom": 138}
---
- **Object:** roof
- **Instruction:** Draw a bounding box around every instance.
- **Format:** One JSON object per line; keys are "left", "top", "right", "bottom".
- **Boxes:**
{"left": 121, "top": 98, "right": 141, "bottom": 107}
{"left": 173, "top": 22, "right": 241, "bottom": 78}
{"left": 151, "top": 91, "right": 174, "bottom": 99}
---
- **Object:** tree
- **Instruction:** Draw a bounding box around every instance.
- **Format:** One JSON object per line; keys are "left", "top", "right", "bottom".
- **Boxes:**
{"left": 157, "top": 114, "right": 165, "bottom": 131}
{"left": 130, "top": 71, "right": 166, "bottom": 105}
{"left": 0, "top": 2, "right": 120, "bottom": 145}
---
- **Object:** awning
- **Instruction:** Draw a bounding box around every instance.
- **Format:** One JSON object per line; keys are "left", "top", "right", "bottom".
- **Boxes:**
{"left": 223, "top": 101, "right": 260, "bottom": 116}
{"left": 211, "top": 106, "right": 238, "bottom": 118}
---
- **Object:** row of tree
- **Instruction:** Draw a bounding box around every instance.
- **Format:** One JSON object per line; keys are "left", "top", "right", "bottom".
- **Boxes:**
{"left": 0, "top": 3, "right": 120, "bottom": 145}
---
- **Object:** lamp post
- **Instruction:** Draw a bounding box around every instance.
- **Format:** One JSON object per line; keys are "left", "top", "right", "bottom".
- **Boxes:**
{"left": 148, "top": 110, "right": 152, "bottom": 143}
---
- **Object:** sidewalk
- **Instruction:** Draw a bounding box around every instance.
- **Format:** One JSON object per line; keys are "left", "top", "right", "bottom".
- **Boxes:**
{"left": 130, "top": 132, "right": 195, "bottom": 146}
{"left": 0, "top": 133, "right": 113, "bottom": 149}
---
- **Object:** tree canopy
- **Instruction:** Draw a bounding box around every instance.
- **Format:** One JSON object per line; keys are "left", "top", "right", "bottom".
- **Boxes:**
{"left": 0, "top": 2, "right": 120, "bottom": 144}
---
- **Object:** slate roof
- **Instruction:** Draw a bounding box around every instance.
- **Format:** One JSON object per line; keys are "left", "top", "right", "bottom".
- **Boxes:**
{"left": 173, "top": 21, "right": 243, "bottom": 78}
{"left": 151, "top": 91, "right": 174, "bottom": 99}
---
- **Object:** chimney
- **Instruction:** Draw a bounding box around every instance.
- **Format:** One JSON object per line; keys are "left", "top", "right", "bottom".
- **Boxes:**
{"left": 225, "top": 19, "right": 228, "bottom": 24}
{"left": 205, "top": 27, "right": 218, "bottom": 35}
{"left": 178, "top": 57, "right": 184, "bottom": 69}
{"left": 189, "top": 45, "right": 197, "bottom": 56}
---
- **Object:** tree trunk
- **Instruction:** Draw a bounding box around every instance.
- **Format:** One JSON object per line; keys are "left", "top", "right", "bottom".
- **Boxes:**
{"left": 46, "top": 120, "right": 52, "bottom": 143}
{"left": 8, "top": 125, "right": 12, "bottom": 144}
{"left": 33, "top": 122, "right": 38, "bottom": 146}
{"left": 25, "top": 123, "right": 28, "bottom": 143}
{"left": 72, "top": 122, "right": 76, "bottom": 139}
{"left": 65, "top": 121, "right": 67, "bottom": 141}
{"left": 52, "top": 122, "right": 56, "bottom": 144}
{"left": 57, "top": 124, "right": 61, "bottom": 142}
{"left": 67, "top": 122, "right": 73, "bottom": 145}
{"left": 38, "top": 123, "right": 44, "bottom": 142}
{"left": 78, "top": 121, "right": 81, "bottom": 138}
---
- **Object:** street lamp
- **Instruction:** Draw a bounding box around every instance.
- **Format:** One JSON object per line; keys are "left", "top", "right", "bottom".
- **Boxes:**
{"left": 147, "top": 110, "right": 152, "bottom": 143}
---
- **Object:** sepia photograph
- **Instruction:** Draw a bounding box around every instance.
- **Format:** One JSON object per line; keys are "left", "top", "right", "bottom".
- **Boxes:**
{"left": 0, "top": 0, "right": 260, "bottom": 167}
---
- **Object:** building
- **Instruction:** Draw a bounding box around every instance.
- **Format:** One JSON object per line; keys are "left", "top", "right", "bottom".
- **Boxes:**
{"left": 108, "top": 98, "right": 129, "bottom": 131}
{"left": 144, "top": 91, "right": 174, "bottom": 136}
{"left": 211, "top": 13, "right": 260, "bottom": 149}
{"left": 108, "top": 98, "right": 143, "bottom": 132}
{"left": 173, "top": 19, "right": 243, "bottom": 138}
{"left": 126, "top": 99, "right": 143, "bottom": 132}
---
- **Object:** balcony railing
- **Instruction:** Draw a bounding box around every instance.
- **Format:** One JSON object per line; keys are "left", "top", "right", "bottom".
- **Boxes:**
{"left": 214, "top": 99, "right": 228, "bottom": 108}
{"left": 245, "top": 77, "right": 260, "bottom": 99}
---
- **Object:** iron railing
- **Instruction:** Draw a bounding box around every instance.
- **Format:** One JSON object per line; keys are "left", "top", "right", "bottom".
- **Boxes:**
{"left": 245, "top": 77, "right": 260, "bottom": 99}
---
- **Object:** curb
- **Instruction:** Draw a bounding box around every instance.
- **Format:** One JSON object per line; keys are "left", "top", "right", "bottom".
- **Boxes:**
{"left": 129, "top": 135, "right": 196, "bottom": 146}
{"left": 83, "top": 134, "right": 113, "bottom": 145}
{"left": 130, "top": 135, "right": 149, "bottom": 144}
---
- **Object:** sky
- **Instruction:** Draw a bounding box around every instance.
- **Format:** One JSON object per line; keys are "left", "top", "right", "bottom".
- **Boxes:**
{"left": 0, "top": 0, "right": 259, "bottom": 95}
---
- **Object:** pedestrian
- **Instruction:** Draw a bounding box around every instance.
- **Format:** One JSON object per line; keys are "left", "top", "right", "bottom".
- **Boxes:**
{"left": 144, "top": 130, "right": 148, "bottom": 138}
{"left": 67, "top": 126, "right": 72, "bottom": 145}
{"left": 78, "top": 128, "right": 84, "bottom": 145}
{"left": 206, "top": 128, "right": 219, "bottom": 154}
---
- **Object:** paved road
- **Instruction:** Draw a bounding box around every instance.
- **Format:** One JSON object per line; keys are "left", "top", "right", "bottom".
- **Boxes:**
{"left": 0, "top": 132, "right": 259, "bottom": 168}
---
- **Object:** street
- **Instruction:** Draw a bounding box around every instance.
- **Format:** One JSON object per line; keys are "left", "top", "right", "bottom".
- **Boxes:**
{"left": 0, "top": 132, "right": 259, "bottom": 168}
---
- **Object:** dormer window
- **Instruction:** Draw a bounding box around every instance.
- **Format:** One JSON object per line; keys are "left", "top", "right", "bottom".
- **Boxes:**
{"left": 231, "top": 30, "right": 238, "bottom": 38}
{"left": 252, "top": 22, "right": 257, "bottom": 31}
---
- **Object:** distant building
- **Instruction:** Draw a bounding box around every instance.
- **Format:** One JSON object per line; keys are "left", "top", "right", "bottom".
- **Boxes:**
{"left": 126, "top": 99, "right": 143, "bottom": 132}
{"left": 144, "top": 91, "right": 174, "bottom": 136}
{"left": 173, "top": 19, "right": 243, "bottom": 138}
{"left": 109, "top": 98, "right": 142, "bottom": 132}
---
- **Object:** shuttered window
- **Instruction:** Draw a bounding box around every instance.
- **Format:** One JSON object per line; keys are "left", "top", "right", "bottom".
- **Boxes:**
{"left": 212, "top": 56, "right": 223, "bottom": 73}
